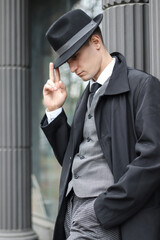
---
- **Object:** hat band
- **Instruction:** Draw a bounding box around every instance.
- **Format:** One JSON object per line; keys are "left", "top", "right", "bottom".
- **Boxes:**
{"left": 56, "top": 20, "right": 97, "bottom": 56}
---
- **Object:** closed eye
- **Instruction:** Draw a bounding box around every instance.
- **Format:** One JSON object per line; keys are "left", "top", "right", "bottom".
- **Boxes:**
{"left": 68, "top": 51, "right": 79, "bottom": 63}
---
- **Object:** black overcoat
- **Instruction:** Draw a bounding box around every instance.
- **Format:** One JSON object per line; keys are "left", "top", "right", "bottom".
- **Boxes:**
{"left": 41, "top": 52, "right": 160, "bottom": 240}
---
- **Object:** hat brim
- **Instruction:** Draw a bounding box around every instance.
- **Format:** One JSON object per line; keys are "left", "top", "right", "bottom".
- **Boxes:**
{"left": 54, "top": 13, "right": 103, "bottom": 68}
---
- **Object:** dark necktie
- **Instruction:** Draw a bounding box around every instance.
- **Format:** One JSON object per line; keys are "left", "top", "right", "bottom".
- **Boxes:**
{"left": 89, "top": 82, "right": 101, "bottom": 106}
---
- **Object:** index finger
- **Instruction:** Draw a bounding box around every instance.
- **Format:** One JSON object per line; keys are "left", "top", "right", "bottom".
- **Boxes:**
{"left": 49, "top": 62, "right": 54, "bottom": 82}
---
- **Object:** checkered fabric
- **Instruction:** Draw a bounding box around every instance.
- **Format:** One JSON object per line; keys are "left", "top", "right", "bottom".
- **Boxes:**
{"left": 64, "top": 193, "right": 121, "bottom": 240}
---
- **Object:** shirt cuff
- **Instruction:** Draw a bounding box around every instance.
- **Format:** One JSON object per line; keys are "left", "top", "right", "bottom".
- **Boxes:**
{"left": 45, "top": 108, "right": 62, "bottom": 124}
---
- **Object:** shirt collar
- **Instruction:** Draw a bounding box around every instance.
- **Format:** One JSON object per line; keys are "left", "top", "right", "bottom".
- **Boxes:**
{"left": 90, "top": 57, "right": 116, "bottom": 87}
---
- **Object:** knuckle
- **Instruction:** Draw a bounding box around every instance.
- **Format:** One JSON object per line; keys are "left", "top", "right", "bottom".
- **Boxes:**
{"left": 45, "top": 84, "right": 50, "bottom": 89}
{"left": 48, "top": 79, "right": 54, "bottom": 86}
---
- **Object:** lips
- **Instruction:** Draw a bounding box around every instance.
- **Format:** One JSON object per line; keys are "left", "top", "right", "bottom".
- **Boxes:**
{"left": 77, "top": 71, "right": 84, "bottom": 77}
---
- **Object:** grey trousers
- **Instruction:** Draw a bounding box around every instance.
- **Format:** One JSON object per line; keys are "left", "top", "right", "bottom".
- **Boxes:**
{"left": 64, "top": 193, "right": 121, "bottom": 240}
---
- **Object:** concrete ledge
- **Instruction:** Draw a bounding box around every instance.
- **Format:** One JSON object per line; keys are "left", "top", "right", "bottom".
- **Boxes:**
{"left": 0, "top": 230, "right": 38, "bottom": 240}
{"left": 32, "top": 215, "right": 54, "bottom": 240}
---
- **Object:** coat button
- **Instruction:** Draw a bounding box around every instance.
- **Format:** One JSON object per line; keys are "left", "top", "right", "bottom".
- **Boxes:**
{"left": 79, "top": 155, "right": 85, "bottom": 160}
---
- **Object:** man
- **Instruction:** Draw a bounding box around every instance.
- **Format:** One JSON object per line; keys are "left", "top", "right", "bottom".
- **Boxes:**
{"left": 41, "top": 9, "right": 160, "bottom": 240}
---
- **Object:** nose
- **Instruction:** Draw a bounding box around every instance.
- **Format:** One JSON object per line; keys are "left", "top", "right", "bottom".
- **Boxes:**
{"left": 69, "top": 61, "right": 78, "bottom": 73}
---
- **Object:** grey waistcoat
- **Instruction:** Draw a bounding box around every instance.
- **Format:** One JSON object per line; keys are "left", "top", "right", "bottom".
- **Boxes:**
{"left": 66, "top": 78, "right": 115, "bottom": 198}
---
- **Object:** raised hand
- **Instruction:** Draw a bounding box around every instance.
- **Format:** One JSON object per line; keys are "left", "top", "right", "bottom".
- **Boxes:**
{"left": 43, "top": 63, "right": 67, "bottom": 111}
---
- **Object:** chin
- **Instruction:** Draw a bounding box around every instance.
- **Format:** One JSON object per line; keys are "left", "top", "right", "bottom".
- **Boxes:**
{"left": 81, "top": 76, "right": 88, "bottom": 81}
{"left": 81, "top": 74, "right": 93, "bottom": 81}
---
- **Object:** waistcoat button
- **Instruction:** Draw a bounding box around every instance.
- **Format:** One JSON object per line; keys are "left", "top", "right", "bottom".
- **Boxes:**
{"left": 88, "top": 114, "right": 92, "bottom": 119}
{"left": 74, "top": 174, "right": 79, "bottom": 179}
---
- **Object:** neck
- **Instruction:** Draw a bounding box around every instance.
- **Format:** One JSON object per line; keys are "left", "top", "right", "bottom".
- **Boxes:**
{"left": 93, "top": 49, "right": 113, "bottom": 81}
{"left": 101, "top": 49, "right": 113, "bottom": 71}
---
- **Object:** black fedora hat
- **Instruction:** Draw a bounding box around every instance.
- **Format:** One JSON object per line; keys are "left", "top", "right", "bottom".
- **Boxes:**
{"left": 46, "top": 9, "right": 103, "bottom": 68}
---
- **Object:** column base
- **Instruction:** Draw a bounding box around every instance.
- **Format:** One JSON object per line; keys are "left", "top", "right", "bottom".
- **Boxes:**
{"left": 0, "top": 230, "right": 38, "bottom": 240}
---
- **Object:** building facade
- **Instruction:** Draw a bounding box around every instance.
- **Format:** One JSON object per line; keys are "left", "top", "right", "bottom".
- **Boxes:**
{"left": 0, "top": 0, "right": 159, "bottom": 239}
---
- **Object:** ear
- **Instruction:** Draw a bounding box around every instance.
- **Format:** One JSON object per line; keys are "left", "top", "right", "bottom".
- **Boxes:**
{"left": 90, "top": 34, "right": 101, "bottom": 50}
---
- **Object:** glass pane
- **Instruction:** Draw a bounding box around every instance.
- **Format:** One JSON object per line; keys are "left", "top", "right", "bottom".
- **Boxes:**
{"left": 31, "top": 0, "right": 102, "bottom": 222}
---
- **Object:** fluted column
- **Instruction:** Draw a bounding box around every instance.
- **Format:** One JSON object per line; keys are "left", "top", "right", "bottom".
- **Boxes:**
{"left": 0, "top": 0, "right": 37, "bottom": 239}
{"left": 102, "top": 0, "right": 149, "bottom": 73}
{"left": 149, "top": 0, "right": 160, "bottom": 79}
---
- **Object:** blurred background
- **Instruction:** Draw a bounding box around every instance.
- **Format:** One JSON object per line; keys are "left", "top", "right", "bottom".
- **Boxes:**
{"left": 0, "top": 0, "right": 160, "bottom": 239}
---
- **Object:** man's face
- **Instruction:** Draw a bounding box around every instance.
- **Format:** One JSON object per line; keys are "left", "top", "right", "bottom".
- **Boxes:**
{"left": 67, "top": 37, "right": 102, "bottom": 81}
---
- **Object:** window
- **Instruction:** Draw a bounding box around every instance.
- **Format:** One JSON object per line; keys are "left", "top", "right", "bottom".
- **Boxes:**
{"left": 31, "top": 0, "right": 102, "bottom": 223}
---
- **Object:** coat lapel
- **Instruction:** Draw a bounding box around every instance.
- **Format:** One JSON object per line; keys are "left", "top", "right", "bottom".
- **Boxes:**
{"left": 71, "top": 52, "right": 130, "bottom": 155}
{"left": 71, "top": 83, "right": 90, "bottom": 154}
{"left": 104, "top": 52, "right": 130, "bottom": 95}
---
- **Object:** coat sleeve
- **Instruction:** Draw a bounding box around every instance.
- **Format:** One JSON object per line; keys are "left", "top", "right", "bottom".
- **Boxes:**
{"left": 94, "top": 76, "right": 160, "bottom": 228}
{"left": 41, "top": 109, "right": 71, "bottom": 166}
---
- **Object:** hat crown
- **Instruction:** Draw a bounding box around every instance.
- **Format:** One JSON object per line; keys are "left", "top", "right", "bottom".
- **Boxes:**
{"left": 46, "top": 9, "right": 103, "bottom": 68}
{"left": 46, "top": 9, "right": 92, "bottom": 52}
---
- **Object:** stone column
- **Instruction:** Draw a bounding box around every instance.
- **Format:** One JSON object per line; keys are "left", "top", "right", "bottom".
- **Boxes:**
{"left": 0, "top": 0, "right": 38, "bottom": 239}
{"left": 149, "top": 0, "right": 160, "bottom": 79}
{"left": 102, "top": 0, "right": 149, "bottom": 73}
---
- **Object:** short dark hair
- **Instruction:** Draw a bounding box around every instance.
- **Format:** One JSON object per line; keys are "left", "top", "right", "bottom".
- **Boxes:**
{"left": 84, "top": 26, "right": 104, "bottom": 46}
{"left": 92, "top": 26, "right": 104, "bottom": 43}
